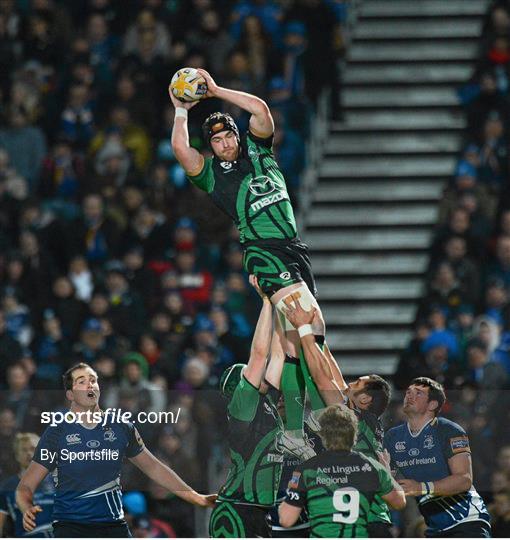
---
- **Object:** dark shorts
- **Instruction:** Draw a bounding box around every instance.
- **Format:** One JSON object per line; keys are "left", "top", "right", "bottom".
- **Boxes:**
{"left": 243, "top": 238, "right": 316, "bottom": 297}
{"left": 367, "top": 522, "right": 393, "bottom": 537}
{"left": 427, "top": 521, "right": 491, "bottom": 538}
{"left": 209, "top": 501, "right": 271, "bottom": 538}
{"left": 272, "top": 525, "right": 310, "bottom": 538}
{"left": 53, "top": 520, "right": 132, "bottom": 538}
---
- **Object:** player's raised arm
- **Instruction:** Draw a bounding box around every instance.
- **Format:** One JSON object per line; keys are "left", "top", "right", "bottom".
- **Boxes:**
{"left": 169, "top": 88, "right": 205, "bottom": 176}
{"left": 197, "top": 69, "right": 274, "bottom": 138}
{"left": 245, "top": 275, "right": 274, "bottom": 389}
{"left": 130, "top": 448, "right": 215, "bottom": 507}
{"left": 16, "top": 462, "right": 49, "bottom": 532}
{"left": 263, "top": 314, "right": 286, "bottom": 391}
{"left": 282, "top": 296, "right": 345, "bottom": 405}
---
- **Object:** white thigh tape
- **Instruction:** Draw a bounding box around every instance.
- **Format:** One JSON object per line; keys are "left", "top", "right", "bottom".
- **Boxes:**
{"left": 276, "top": 284, "right": 316, "bottom": 331}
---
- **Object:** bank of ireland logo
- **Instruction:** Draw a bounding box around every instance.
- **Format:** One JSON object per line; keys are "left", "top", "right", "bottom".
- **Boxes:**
{"left": 248, "top": 175, "right": 277, "bottom": 196}
{"left": 409, "top": 448, "right": 420, "bottom": 457}
{"left": 87, "top": 440, "right": 100, "bottom": 449}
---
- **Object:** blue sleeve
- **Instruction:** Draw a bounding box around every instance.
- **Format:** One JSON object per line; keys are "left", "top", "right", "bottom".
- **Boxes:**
{"left": 33, "top": 427, "right": 59, "bottom": 471}
{"left": 439, "top": 420, "right": 471, "bottom": 460}
{"left": 125, "top": 423, "right": 145, "bottom": 458}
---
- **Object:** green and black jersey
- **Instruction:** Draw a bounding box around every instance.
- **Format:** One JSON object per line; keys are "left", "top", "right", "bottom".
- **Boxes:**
{"left": 353, "top": 408, "right": 384, "bottom": 460}
{"left": 218, "top": 376, "right": 284, "bottom": 507}
{"left": 353, "top": 407, "right": 391, "bottom": 525}
{"left": 188, "top": 131, "right": 297, "bottom": 243}
{"left": 284, "top": 450, "right": 394, "bottom": 538}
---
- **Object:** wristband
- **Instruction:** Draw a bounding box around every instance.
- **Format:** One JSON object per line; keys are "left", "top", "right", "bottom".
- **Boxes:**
{"left": 175, "top": 108, "right": 188, "bottom": 120}
{"left": 421, "top": 481, "right": 434, "bottom": 496}
{"left": 298, "top": 324, "right": 313, "bottom": 338}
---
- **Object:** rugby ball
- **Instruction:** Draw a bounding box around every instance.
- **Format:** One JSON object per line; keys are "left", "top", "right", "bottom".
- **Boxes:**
{"left": 170, "top": 67, "right": 208, "bottom": 102}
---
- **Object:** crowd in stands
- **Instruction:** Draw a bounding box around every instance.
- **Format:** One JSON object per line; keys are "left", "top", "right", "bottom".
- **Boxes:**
{"left": 393, "top": 1, "right": 510, "bottom": 536}
{"left": 0, "top": 0, "right": 346, "bottom": 536}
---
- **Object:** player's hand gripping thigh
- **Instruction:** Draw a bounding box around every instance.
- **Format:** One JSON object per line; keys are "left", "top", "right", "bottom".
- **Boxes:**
{"left": 271, "top": 281, "right": 325, "bottom": 336}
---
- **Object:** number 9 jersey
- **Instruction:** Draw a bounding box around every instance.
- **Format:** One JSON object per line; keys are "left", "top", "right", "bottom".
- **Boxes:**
{"left": 283, "top": 449, "right": 394, "bottom": 538}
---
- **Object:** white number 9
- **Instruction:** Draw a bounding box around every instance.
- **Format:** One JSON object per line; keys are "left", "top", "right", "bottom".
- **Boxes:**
{"left": 332, "top": 488, "right": 360, "bottom": 524}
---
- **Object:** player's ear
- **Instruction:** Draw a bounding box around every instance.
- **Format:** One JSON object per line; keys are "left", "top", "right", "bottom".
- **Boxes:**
{"left": 427, "top": 400, "right": 439, "bottom": 414}
{"left": 65, "top": 389, "right": 73, "bottom": 402}
{"left": 358, "top": 393, "right": 372, "bottom": 407}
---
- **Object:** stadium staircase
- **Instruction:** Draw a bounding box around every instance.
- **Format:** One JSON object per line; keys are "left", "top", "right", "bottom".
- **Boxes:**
{"left": 302, "top": 0, "right": 489, "bottom": 377}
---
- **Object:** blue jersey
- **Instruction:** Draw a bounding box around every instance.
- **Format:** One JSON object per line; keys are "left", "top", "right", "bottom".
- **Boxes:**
{"left": 0, "top": 474, "right": 55, "bottom": 537}
{"left": 33, "top": 418, "right": 144, "bottom": 523}
{"left": 384, "top": 417, "right": 490, "bottom": 534}
{"left": 270, "top": 454, "right": 310, "bottom": 534}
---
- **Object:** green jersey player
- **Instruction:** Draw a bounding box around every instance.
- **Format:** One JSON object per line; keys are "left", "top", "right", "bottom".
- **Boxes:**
{"left": 170, "top": 68, "right": 329, "bottom": 459}
{"left": 279, "top": 406, "right": 405, "bottom": 537}
{"left": 282, "top": 294, "right": 395, "bottom": 537}
{"left": 209, "top": 276, "right": 286, "bottom": 537}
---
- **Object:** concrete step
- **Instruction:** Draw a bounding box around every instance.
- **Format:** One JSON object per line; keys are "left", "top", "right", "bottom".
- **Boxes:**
{"left": 312, "top": 254, "right": 428, "bottom": 275}
{"left": 356, "top": 20, "right": 481, "bottom": 40}
{"left": 319, "top": 156, "right": 455, "bottom": 178}
{"left": 361, "top": 0, "right": 489, "bottom": 19}
{"left": 326, "top": 329, "right": 413, "bottom": 351}
{"left": 317, "top": 278, "right": 424, "bottom": 300}
{"left": 349, "top": 42, "right": 478, "bottom": 63}
{"left": 305, "top": 230, "right": 431, "bottom": 251}
{"left": 325, "top": 133, "right": 460, "bottom": 155}
{"left": 343, "top": 86, "right": 459, "bottom": 108}
{"left": 335, "top": 110, "right": 465, "bottom": 131}
{"left": 308, "top": 205, "right": 438, "bottom": 227}
{"left": 344, "top": 64, "right": 472, "bottom": 85}
{"left": 322, "top": 303, "right": 417, "bottom": 325}
{"left": 314, "top": 181, "right": 444, "bottom": 203}
{"left": 331, "top": 354, "right": 400, "bottom": 377}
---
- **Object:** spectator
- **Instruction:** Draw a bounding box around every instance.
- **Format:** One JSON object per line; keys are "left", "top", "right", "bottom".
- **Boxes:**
{"left": 0, "top": 105, "right": 47, "bottom": 190}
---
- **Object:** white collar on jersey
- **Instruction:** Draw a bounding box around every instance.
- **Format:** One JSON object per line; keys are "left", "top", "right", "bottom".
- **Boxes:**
{"left": 406, "top": 417, "right": 436, "bottom": 438}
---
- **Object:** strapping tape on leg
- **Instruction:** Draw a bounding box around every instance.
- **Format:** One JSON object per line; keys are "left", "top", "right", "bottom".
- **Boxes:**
{"left": 276, "top": 284, "right": 316, "bottom": 331}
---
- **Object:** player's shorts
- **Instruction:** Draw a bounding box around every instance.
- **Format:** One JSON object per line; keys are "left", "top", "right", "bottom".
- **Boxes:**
{"left": 367, "top": 521, "right": 393, "bottom": 537}
{"left": 427, "top": 520, "right": 491, "bottom": 538}
{"left": 209, "top": 501, "right": 271, "bottom": 538}
{"left": 53, "top": 520, "right": 131, "bottom": 537}
{"left": 243, "top": 238, "right": 317, "bottom": 297}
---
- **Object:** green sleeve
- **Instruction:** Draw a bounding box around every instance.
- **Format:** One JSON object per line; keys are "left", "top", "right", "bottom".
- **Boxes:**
{"left": 187, "top": 157, "right": 215, "bottom": 193}
{"left": 228, "top": 376, "right": 260, "bottom": 422}
{"left": 370, "top": 457, "right": 394, "bottom": 496}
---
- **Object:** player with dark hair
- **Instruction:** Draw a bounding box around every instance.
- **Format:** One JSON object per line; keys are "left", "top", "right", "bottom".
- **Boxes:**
{"left": 209, "top": 276, "right": 286, "bottom": 537}
{"left": 385, "top": 377, "right": 491, "bottom": 538}
{"left": 16, "top": 363, "right": 214, "bottom": 538}
{"left": 169, "top": 67, "right": 329, "bottom": 458}
{"left": 0, "top": 433, "right": 54, "bottom": 537}
{"left": 281, "top": 295, "right": 395, "bottom": 536}
{"left": 278, "top": 405, "right": 405, "bottom": 537}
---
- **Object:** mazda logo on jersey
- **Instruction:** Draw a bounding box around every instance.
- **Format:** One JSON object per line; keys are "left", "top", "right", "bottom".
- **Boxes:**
{"left": 409, "top": 448, "right": 420, "bottom": 457}
{"left": 86, "top": 440, "right": 101, "bottom": 448}
{"left": 248, "top": 175, "right": 277, "bottom": 196}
